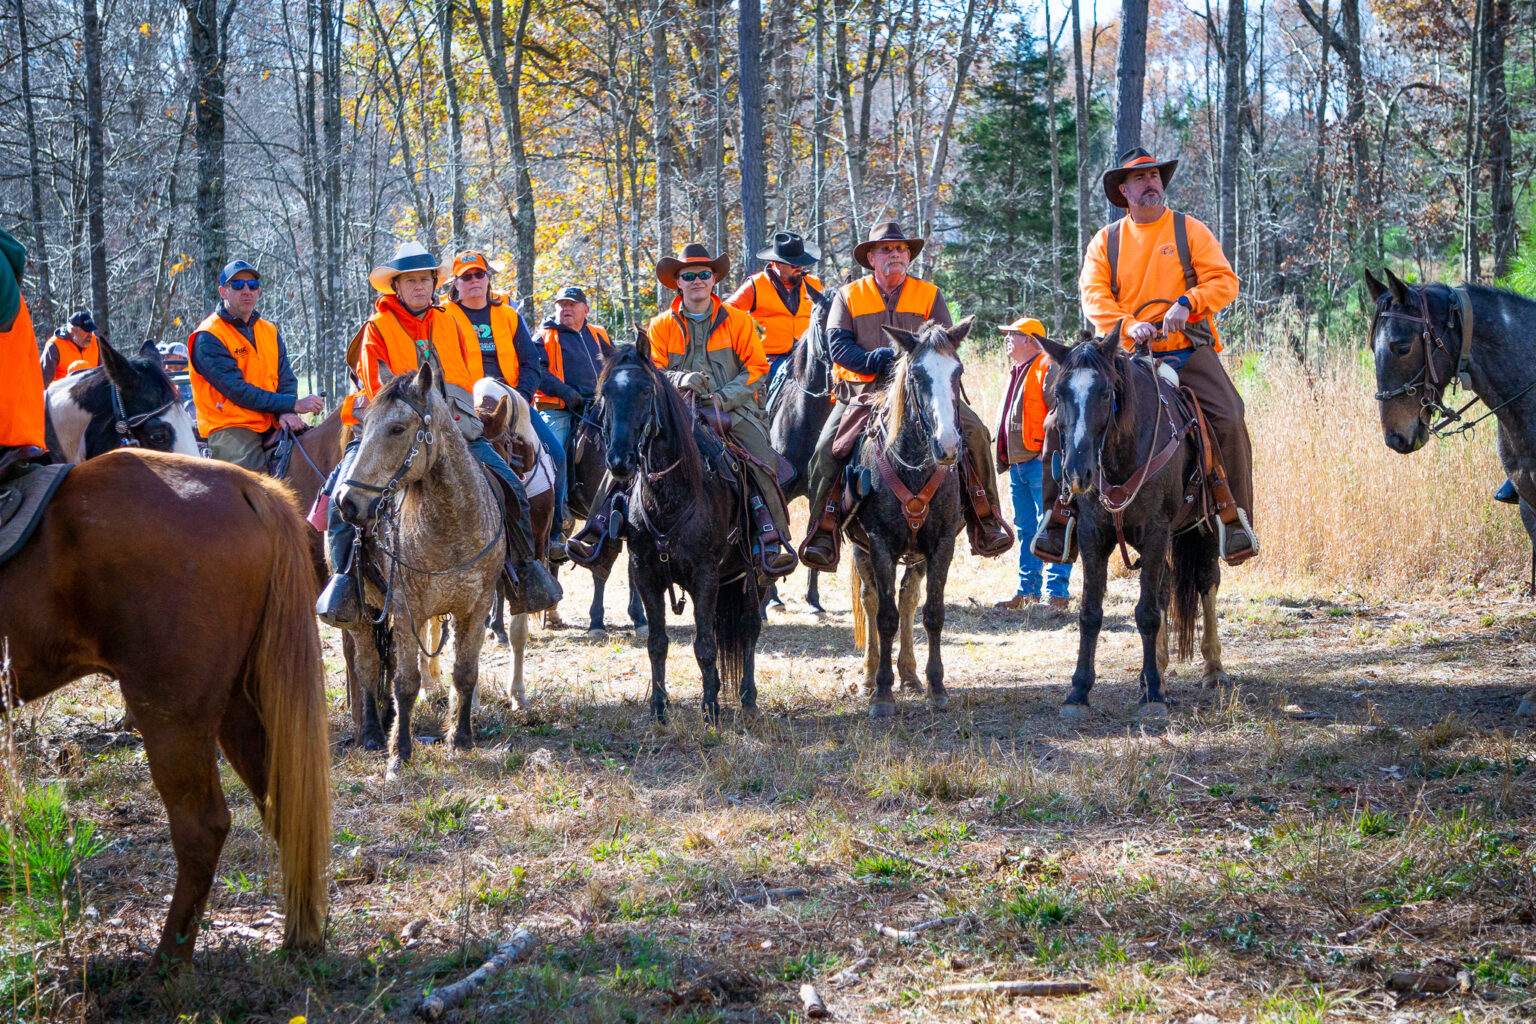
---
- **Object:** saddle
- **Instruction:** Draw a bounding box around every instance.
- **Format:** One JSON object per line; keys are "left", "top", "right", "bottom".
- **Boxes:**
{"left": 697, "top": 402, "right": 795, "bottom": 488}
{"left": 0, "top": 448, "right": 71, "bottom": 567}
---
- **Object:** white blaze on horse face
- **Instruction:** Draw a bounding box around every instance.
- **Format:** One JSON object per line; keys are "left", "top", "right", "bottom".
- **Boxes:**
{"left": 1068, "top": 368, "right": 1096, "bottom": 451}
{"left": 918, "top": 347, "right": 962, "bottom": 457}
{"left": 165, "top": 400, "right": 202, "bottom": 457}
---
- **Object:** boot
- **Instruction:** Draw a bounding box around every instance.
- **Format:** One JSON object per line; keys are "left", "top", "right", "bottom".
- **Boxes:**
{"left": 1207, "top": 470, "right": 1258, "bottom": 566}
{"left": 1496, "top": 478, "right": 1520, "bottom": 505}
{"left": 1031, "top": 496, "right": 1078, "bottom": 564}
{"left": 503, "top": 558, "right": 563, "bottom": 616}
{"left": 1047, "top": 595, "right": 1072, "bottom": 612}
{"left": 960, "top": 456, "right": 1014, "bottom": 558}
{"left": 316, "top": 573, "right": 362, "bottom": 630}
{"left": 750, "top": 495, "right": 797, "bottom": 577}
{"left": 994, "top": 593, "right": 1037, "bottom": 610}
{"left": 799, "top": 501, "right": 842, "bottom": 571}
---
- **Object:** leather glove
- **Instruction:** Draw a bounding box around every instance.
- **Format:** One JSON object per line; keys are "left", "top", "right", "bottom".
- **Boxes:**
{"left": 870, "top": 348, "right": 897, "bottom": 374}
{"left": 679, "top": 372, "right": 711, "bottom": 395}
{"left": 565, "top": 393, "right": 586, "bottom": 413}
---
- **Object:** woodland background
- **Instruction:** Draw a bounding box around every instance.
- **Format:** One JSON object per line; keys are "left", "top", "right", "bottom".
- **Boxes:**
{"left": 0, "top": 0, "right": 1531, "bottom": 398}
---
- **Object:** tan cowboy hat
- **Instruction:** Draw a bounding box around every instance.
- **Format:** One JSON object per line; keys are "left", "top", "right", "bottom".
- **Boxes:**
{"left": 1102, "top": 148, "right": 1179, "bottom": 208}
{"left": 369, "top": 241, "right": 450, "bottom": 294}
{"left": 655, "top": 242, "right": 730, "bottom": 291}
{"left": 853, "top": 221, "right": 925, "bottom": 270}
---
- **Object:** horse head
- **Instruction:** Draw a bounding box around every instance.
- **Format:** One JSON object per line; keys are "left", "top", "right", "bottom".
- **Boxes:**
{"left": 595, "top": 329, "right": 700, "bottom": 493}
{"left": 47, "top": 337, "right": 199, "bottom": 461}
{"left": 335, "top": 361, "right": 448, "bottom": 525}
{"left": 881, "top": 316, "right": 971, "bottom": 467}
{"left": 1364, "top": 268, "right": 1457, "bottom": 454}
{"left": 1039, "top": 323, "right": 1128, "bottom": 495}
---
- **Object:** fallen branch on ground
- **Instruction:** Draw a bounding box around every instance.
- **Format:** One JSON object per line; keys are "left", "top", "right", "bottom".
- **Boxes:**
{"left": 830, "top": 957, "right": 874, "bottom": 986}
{"left": 800, "top": 983, "right": 829, "bottom": 1018}
{"left": 933, "top": 980, "right": 1096, "bottom": 998}
{"left": 875, "top": 915, "right": 970, "bottom": 943}
{"left": 737, "top": 886, "right": 808, "bottom": 905}
{"left": 417, "top": 927, "right": 538, "bottom": 1020}
{"left": 850, "top": 836, "right": 960, "bottom": 876}
{"left": 1337, "top": 907, "right": 1395, "bottom": 944}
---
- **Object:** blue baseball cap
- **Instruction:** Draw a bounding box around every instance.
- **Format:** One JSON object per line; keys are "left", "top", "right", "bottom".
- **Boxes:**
{"left": 219, "top": 259, "right": 260, "bottom": 286}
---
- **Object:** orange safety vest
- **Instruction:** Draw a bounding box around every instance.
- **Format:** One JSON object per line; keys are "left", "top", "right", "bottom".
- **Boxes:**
{"left": 1, "top": 297, "right": 46, "bottom": 449}
{"left": 445, "top": 299, "right": 522, "bottom": 384}
{"left": 535, "top": 323, "right": 612, "bottom": 408}
{"left": 358, "top": 298, "right": 477, "bottom": 399}
{"left": 831, "top": 276, "right": 939, "bottom": 384}
{"left": 1019, "top": 353, "right": 1049, "bottom": 452}
{"left": 735, "top": 271, "right": 823, "bottom": 356}
{"left": 187, "top": 312, "right": 282, "bottom": 435}
{"left": 50, "top": 332, "right": 99, "bottom": 381}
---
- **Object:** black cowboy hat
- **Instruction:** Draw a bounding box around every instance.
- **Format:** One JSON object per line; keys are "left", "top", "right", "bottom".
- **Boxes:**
{"left": 655, "top": 243, "right": 730, "bottom": 291}
{"left": 756, "top": 231, "right": 820, "bottom": 268}
{"left": 853, "top": 221, "right": 924, "bottom": 270}
{"left": 1102, "top": 148, "right": 1179, "bottom": 208}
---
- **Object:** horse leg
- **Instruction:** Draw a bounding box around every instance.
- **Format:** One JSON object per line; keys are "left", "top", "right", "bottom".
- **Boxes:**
{"left": 1061, "top": 544, "right": 1109, "bottom": 717}
{"left": 806, "top": 568, "right": 824, "bottom": 614}
{"left": 853, "top": 553, "right": 880, "bottom": 695}
{"left": 508, "top": 612, "right": 531, "bottom": 710}
{"left": 488, "top": 578, "right": 510, "bottom": 647}
{"left": 868, "top": 547, "right": 901, "bottom": 719}
{"left": 1200, "top": 584, "right": 1230, "bottom": 688}
{"left": 693, "top": 573, "right": 723, "bottom": 724}
{"left": 628, "top": 574, "right": 648, "bottom": 630}
{"left": 896, "top": 565, "right": 923, "bottom": 692}
{"left": 636, "top": 572, "right": 671, "bottom": 722}
{"left": 739, "top": 586, "right": 762, "bottom": 713}
{"left": 1136, "top": 534, "right": 1172, "bottom": 717}
{"left": 423, "top": 616, "right": 446, "bottom": 696}
{"left": 587, "top": 562, "right": 608, "bottom": 632}
{"left": 449, "top": 599, "right": 494, "bottom": 751}
{"left": 349, "top": 630, "right": 386, "bottom": 752}
{"left": 388, "top": 626, "right": 423, "bottom": 778}
{"left": 923, "top": 539, "right": 955, "bottom": 711}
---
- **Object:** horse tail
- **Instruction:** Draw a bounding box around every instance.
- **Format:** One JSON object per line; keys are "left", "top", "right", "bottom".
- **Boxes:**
{"left": 714, "top": 573, "right": 756, "bottom": 694}
{"left": 1169, "top": 529, "right": 1203, "bottom": 661}
{"left": 850, "top": 561, "right": 866, "bottom": 650}
{"left": 246, "top": 479, "right": 332, "bottom": 951}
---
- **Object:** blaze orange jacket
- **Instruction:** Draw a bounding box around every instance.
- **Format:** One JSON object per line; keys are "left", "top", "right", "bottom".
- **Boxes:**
{"left": 1, "top": 296, "right": 45, "bottom": 449}
{"left": 996, "top": 352, "right": 1049, "bottom": 467}
{"left": 724, "top": 271, "right": 824, "bottom": 356}
{"left": 535, "top": 323, "right": 612, "bottom": 409}
{"left": 48, "top": 333, "right": 99, "bottom": 381}
{"left": 830, "top": 275, "right": 939, "bottom": 385}
{"left": 646, "top": 296, "right": 768, "bottom": 413}
{"left": 1080, "top": 209, "right": 1237, "bottom": 353}
{"left": 359, "top": 296, "right": 477, "bottom": 398}
{"left": 187, "top": 313, "right": 282, "bottom": 435}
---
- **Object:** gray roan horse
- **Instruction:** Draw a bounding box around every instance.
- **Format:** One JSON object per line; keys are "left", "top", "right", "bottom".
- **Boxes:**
{"left": 1366, "top": 268, "right": 1536, "bottom": 718}
{"left": 1038, "top": 324, "right": 1225, "bottom": 718}
{"left": 846, "top": 318, "right": 971, "bottom": 718}
{"left": 333, "top": 361, "right": 503, "bottom": 776}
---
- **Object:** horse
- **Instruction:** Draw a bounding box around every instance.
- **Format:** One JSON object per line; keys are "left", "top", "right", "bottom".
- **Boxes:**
{"left": 844, "top": 318, "right": 972, "bottom": 718}
{"left": 766, "top": 283, "right": 835, "bottom": 612}
{"left": 333, "top": 361, "right": 504, "bottom": 775}
{"left": 44, "top": 338, "right": 201, "bottom": 461}
{"left": 559, "top": 404, "right": 647, "bottom": 632}
{"left": 1365, "top": 268, "right": 1536, "bottom": 718}
{"left": 595, "top": 333, "right": 762, "bottom": 723}
{"left": 1037, "top": 324, "right": 1226, "bottom": 719}
{"left": 0, "top": 450, "right": 330, "bottom": 964}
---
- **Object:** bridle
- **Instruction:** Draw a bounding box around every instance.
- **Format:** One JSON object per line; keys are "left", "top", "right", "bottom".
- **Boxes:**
{"left": 108, "top": 381, "right": 176, "bottom": 449}
{"left": 339, "top": 388, "right": 436, "bottom": 508}
{"left": 1371, "top": 286, "right": 1465, "bottom": 427}
{"left": 870, "top": 351, "right": 957, "bottom": 548}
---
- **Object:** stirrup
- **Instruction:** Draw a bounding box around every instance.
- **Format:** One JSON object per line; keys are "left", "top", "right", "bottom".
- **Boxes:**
{"left": 1030, "top": 506, "right": 1077, "bottom": 565}
{"left": 1216, "top": 507, "right": 1258, "bottom": 566}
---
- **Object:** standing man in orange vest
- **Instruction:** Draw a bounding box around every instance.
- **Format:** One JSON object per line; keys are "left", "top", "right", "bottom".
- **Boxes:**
{"left": 187, "top": 260, "right": 324, "bottom": 471}
{"left": 1033, "top": 148, "right": 1255, "bottom": 566}
{"left": 993, "top": 318, "right": 1072, "bottom": 611}
{"left": 0, "top": 225, "right": 46, "bottom": 459}
{"left": 39, "top": 310, "right": 100, "bottom": 382}
{"left": 799, "top": 221, "right": 1012, "bottom": 570}
{"left": 724, "top": 231, "right": 823, "bottom": 384}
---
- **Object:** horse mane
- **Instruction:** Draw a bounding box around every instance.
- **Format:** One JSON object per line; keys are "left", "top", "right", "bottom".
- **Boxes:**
{"left": 599, "top": 343, "right": 704, "bottom": 495}
{"left": 884, "top": 320, "right": 958, "bottom": 440}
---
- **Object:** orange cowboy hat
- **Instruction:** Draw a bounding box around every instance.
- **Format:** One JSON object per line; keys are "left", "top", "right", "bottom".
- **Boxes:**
{"left": 450, "top": 249, "right": 508, "bottom": 278}
{"left": 655, "top": 242, "right": 730, "bottom": 291}
{"left": 1102, "top": 147, "right": 1179, "bottom": 208}
{"left": 853, "top": 220, "right": 925, "bottom": 270}
{"left": 1000, "top": 316, "right": 1046, "bottom": 338}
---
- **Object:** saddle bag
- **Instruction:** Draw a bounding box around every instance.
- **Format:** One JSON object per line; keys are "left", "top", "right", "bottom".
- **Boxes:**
{"left": 831, "top": 400, "right": 875, "bottom": 461}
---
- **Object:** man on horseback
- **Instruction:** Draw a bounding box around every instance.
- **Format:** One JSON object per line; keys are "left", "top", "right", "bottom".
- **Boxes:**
{"left": 1033, "top": 148, "right": 1257, "bottom": 566}
{"left": 316, "top": 241, "right": 557, "bottom": 627}
{"left": 187, "top": 260, "right": 325, "bottom": 471}
{"left": 0, "top": 226, "right": 45, "bottom": 460}
{"left": 725, "top": 231, "right": 823, "bottom": 383}
{"left": 40, "top": 310, "right": 100, "bottom": 383}
{"left": 799, "top": 221, "right": 1013, "bottom": 570}
{"left": 567, "top": 243, "right": 797, "bottom": 577}
{"left": 535, "top": 285, "right": 613, "bottom": 458}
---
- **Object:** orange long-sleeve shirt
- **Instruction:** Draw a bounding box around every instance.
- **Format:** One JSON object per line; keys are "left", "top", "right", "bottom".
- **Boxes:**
{"left": 1080, "top": 209, "right": 1238, "bottom": 353}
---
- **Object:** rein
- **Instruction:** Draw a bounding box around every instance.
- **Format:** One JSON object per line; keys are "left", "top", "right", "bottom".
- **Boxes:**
{"left": 869, "top": 364, "right": 954, "bottom": 551}
{"left": 1093, "top": 366, "right": 1192, "bottom": 569}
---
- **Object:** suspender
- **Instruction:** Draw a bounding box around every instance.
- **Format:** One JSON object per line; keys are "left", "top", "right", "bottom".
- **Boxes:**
{"left": 1106, "top": 212, "right": 1198, "bottom": 300}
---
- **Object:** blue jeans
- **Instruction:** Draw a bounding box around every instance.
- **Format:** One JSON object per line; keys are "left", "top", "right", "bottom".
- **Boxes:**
{"left": 541, "top": 407, "right": 575, "bottom": 457}
{"left": 527, "top": 407, "right": 567, "bottom": 533}
{"left": 1009, "top": 459, "right": 1071, "bottom": 598}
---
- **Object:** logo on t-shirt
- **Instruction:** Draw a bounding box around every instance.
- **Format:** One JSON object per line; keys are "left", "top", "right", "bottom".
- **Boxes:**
{"left": 1157, "top": 243, "right": 1177, "bottom": 258}
{"left": 477, "top": 325, "right": 494, "bottom": 352}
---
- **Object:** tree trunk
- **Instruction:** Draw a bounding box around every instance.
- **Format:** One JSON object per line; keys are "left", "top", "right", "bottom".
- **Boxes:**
{"left": 1219, "top": 0, "right": 1245, "bottom": 263}
{"left": 440, "top": 0, "right": 468, "bottom": 250}
{"left": 1483, "top": 0, "right": 1513, "bottom": 277}
{"left": 468, "top": 0, "right": 537, "bottom": 301}
{"left": 1299, "top": 0, "right": 1369, "bottom": 261}
{"left": 768, "top": 0, "right": 797, "bottom": 225}
{"left": 1113, "top": 0, "right": 1148, "bottom": 181}
{"left": 651, "top": 2, "right": 674, "bottom": 300}
{"left": 82, "top": 0, "right": 112, "bottom": 335}
{"left": 919, "top": 0, "right": 996, "bottom": 249}
{"left": 739, "top": 0, "right": 767, "bottom": 275}
{"left": 1071, "top": 0, "right": 1090, "bottom": 322}
{"left": 16, "top": 0, "right": 55, "bottom": 326}
{"left": 184, "top": 0, "right": 230, "bottom": 311}
{"left": 813, "top": 0, "right": 828, "bottom": 257}
{"left": 832, "top": 0, "right": 865, "bottom": 242}
{"left": 1045, "top": 3, "right": 1062, "bottom": 332}
{"left": 1463, "top": 0, "right": 1484, "bottom": 282}
{"left": 711, "top": 0, "right": 726, "bottom": 254}
{"left": 319, "top": 0, "right": 346, "bottom": 394}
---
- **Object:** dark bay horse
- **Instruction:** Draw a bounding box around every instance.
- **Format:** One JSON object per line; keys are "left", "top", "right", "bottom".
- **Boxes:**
{"left": 767, "top": 284, "right": 835, "bottom": 612}
{"left": 1038, "top": 325, "right": 1224, "bottom": 718}
{"left": 1366, "top": 269, "right": 1536, "bottom": 717}
{"left": 44, "top": 338, "right": 201, "bottom": 460}
{"left": 0, "top": 451, "right": 330, "bottom": 963}
{"left": 596, "top": 335, "right": 762, "bottom": 723}
{"left": 845, "top": 319, "right": 971, "bottom": 717}
{"left": 559, "top": 406, "right": 646, "bottom": 632}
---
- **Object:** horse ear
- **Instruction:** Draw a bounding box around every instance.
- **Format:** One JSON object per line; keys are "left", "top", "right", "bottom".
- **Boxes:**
{"left": 377, "top": 363, "right": 395, "bottom": 387}
{"left": 634, "top": 327, "right": 652, "bottom": 366}
{"left": 138, "top": 339, "right": 160, "bottom": 361}
{"left": 1097, "top": 321, "right": 1124, "bottom": 358}
{"left": 98, "top": 337, "right": 131, "bottom": 389}
{"left": 882, "top": 326, "right": 918, "bottom": 353}
{"left": 1363, "top": 269, "right": 1387, "bottom": 303}
{"left": 487, "top": 396, "right": 510, "bottom": 439}
{"left": 415, "top": 357, "right": 437, "bottom": 397}
{"left": 1383, "top": 268, "right": 1410, "bottom": 305}
{"left": 946, "top": 315, "right": 975, "bottom": 348}
{"left": 1038, "top": 336, "right": 1071, "bottom": 366}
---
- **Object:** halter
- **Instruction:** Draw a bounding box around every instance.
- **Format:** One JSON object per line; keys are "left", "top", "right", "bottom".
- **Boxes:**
{"left": 109, "top": 382, "right": 176, "bottom": 449}
{"left": 1371, "top": 287, "right": 1462, "bottom": 414}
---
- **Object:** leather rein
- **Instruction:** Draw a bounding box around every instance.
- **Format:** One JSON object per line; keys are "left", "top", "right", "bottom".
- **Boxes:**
{"left": 1093, "top": 365, "right": 1194, "bottom": 569}
{"left": 870, "top": 376, "right": 955, "bottom": 552}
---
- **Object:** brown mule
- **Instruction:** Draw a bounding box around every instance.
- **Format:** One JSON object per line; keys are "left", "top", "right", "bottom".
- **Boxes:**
{"left": 0, "top": 450, "right": 331, "bottom": 965}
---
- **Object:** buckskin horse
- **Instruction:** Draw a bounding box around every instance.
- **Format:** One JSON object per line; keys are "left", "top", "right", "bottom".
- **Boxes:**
{"left": 766, "top": 283, "right": 835, "bottom": 613}
{"left": 594, "top": 334, "right": 762, "bottom": 723}
{"left": 844, "top": 318, "right": 972, "bottom": 718}
{"left": 333, "top": 361, "right": 504, "bottom": 775}
{"left": 1038, "top": 324, "right": 1226, "bottom": 718}
{"left": 0, "top": 450, "right": 330, "bottom": 963}
{"left": 1366, "top": 268, "right": 1536, "bottom": 717}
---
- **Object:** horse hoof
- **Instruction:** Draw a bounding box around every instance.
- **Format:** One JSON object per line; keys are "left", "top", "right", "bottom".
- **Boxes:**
{"left": 490, "top": 632, "right": 509, "bottom": 648}
{"left": 807, "top": 602, "right": 825, "bottom": 615}
{"left": 361, "top": 734, "right": 385, "bottom": 752}
{"left": 1518, "top": 699, "right": 1536, "bottom": 718}
{"left": 1138, "top": 702, "right": 1169, "bottom": 719}
{"left": 587, "top": 623, "right": 607, "bottom": 635}
{"left": 929, "top": 694, "right": 949, "bottom": 712}
{"left": 869, "top": 701, "right": 895, "bottom": 719}
{"left": 635, "top": 625, "right": 649, "bottom": 640}
{"left": 1059, "top": 703, "right": 1089, "bottom": 720}
{"left": 1202, "top": 672, "right": 1231, "bottom": 689}
{"left": 385, "top": 757, "right": 402, "bottom": 782}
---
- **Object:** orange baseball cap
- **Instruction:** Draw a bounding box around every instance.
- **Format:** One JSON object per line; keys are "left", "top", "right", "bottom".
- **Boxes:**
{"left": 451, "top": 250, "right": 506, "bottom": 278}
{"left": 1000, "top": 317, "right": 1046, "bottom": 338}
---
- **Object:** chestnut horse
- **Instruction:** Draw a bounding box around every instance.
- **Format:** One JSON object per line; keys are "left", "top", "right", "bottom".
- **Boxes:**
{"left": 0, "top": 450, "right": 331, "bottom": 964}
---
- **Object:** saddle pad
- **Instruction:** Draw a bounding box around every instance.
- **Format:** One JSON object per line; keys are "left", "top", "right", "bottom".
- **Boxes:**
{"left": 0, "top": 464, "right": 72, "bottom": 566}
{"left": 522, "top": 449, "right": 554, "bottom": 500}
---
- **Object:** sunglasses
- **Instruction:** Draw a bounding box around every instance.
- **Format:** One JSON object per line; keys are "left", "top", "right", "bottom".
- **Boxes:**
{"left": 871, "top": 244, "right": 909, "bottom": 256}
{"left": 458, "top": 270, "right": 487, "bottom": 281}
{"left": 679, "top": 269, "right": 713, "bottom": 282}
{"left": 226, "top": 279, "right": 260, "bottom": 291}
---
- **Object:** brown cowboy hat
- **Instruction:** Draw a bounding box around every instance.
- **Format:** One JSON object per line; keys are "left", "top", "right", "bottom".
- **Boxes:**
{"left": 853, "top": 220, "right": 924, "bottom": 270}
{"left": 1102, "top": 148, "right": 1179, "bottom": 208}
{"left": 655, "top": 242, "right": 730, "bottom": 291}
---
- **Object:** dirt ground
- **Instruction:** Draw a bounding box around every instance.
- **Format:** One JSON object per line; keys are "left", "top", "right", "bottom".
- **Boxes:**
{"left": 7, "top": 544, "right": 1536, "bottom": 1023}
